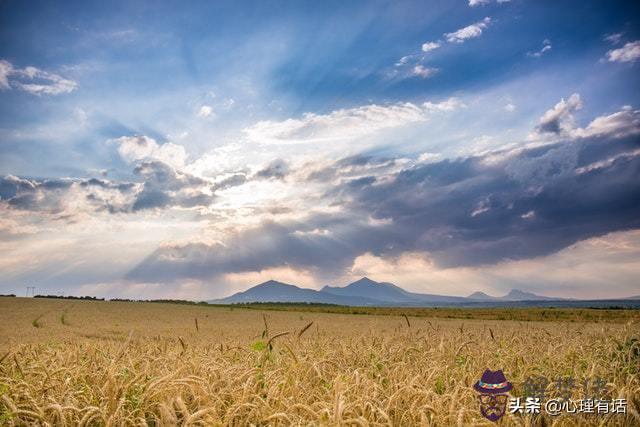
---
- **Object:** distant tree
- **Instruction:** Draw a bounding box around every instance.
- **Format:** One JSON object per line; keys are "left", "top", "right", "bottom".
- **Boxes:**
{"left": 34, "top": 295, "right": 105, "bottom": 301}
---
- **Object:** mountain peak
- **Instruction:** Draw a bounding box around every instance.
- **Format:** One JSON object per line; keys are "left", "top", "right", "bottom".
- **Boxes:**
{"left": 506, "top": 289, "right": 535, "bottom": 298}
{"left": 502, "top": 288, "right": 557, "bottom": 301}
{"left": 255, "top": 280, "right": 291, "bottom": 288}
{"left": 466, "top": 288, "right": 557, "bottom": 302}
{"left": 350, "top": 277, "right": 379, "bottom": 286}
{"left": 212, "top": 279, "right": 568, "bottom": 306}
{"left": 467, "top": 291, "right": 497, "bottom": 301}
{"left": 212, "top": 278, "right": 384, "bottom": 305}
{"left": 321, "top": 277, "right": 420, "bottom": 303}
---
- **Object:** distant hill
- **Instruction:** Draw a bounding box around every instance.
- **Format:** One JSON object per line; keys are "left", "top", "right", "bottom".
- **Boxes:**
{"left": 211, "top": 277, "right": 566, "bottom": 306}
{"left": 322, "top": 277, "right": 415, "bottom": 304}
{"left": 467, "top": 289, "right": 564, "bottom": 302}
{"left": 322, "top": 277, "right": 469, "bottom": 304}
{"left": 501, "top": 289, "right": 559, "bottom": 301}
{"left": 467, "top": 291, "right": 498, "bottom": 301}
{"left": 209, "top": 280, "right": 382, "bottom": 306}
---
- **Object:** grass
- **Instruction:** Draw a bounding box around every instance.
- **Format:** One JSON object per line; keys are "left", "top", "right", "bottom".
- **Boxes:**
{"left": 219, "top": 302, "right": 640, "bottom": 323}
{"left": 30, "top": 314, "right": 43, "bottom": 328}
{"left": 0, "top": 296, "right": 638, "bottom": 425}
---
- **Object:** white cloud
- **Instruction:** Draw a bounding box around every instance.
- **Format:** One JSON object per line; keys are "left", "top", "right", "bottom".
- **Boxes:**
{"left": 423, "top": 97, "right": 466, "bottom": 112}
{"left": 527, "top": 39, "right": 552, "bottom": 58}
{"left": 444, "top": 17, "right": 491, "bottom": 44}
{"left": 0, "top": 59, "right": 77, "bottom": 95}
{"left": 197, "top": 105, "right": 214, "bottom": 118}
{"left": 532, "top": 93, "right": 583, "bottom": 137}
{"left": 604, "top": 32, "right": 624, "bottom": 45}
{"left": 575, "top": 148, "right": 640, "bottom": 175}
{"left": 504, "top": 103, "right": 516, "bottom": 112}
{"left": 421, "top": 41, "right": 441, "bottom": 52}
{"left": 463, "top": 134, "right": 499, "bottom": 156}
{"left": 469, "top": 0, "right": 512, "bottom": 5}
{"left": 246, "top": 104, "right": 424, "bottom": 145}
{"left": 111, "top": 135, "right": 187, "bottom": 168}
{"left": 392, "top": 49, "right": 438, "bottom": 80}
{"left": 575, "top": 106, "right": 640, "bottom": 139}
{"left": 471, "top": 201, "right": 490, "bottom": 217}
{"left": 395, "top": 56, "right": 411, "bottom": 66}
{"left": 0, "top": 60, "right": 12, "bottom": 89}
{"left": 244, "top": 98, "right": 464, "bottom": 145}
{"left": 412, "top": 65, "right": 438, "bottom": 78}
{"left": 530, "top": 94, "right": 640, "bottom": 141}
{"left": 606, "top": 40, "right": 640, "bottom": 63}
{"left": 521, "top": 210, "right": 535, "bottom": 219}
{"left": 417, "top": 152, "right": 441, "bottom": 164}
{"left": 293, "top": 228, "right": 331, "bottom": 237}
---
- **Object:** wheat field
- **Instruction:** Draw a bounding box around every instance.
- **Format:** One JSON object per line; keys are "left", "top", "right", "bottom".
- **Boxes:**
{"left": 0, "top": 297, "right": 638, "bottom": 426}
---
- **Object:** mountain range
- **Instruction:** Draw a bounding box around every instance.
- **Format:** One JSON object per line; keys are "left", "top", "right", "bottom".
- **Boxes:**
{"left": 209, "top": 277, "right": 568, "bottom": 306}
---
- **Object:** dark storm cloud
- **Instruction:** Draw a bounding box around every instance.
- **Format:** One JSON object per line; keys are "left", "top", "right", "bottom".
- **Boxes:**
{"left": 133, "top": 161, "right": 208, "bottom": 190}
{"left": 79, "top": 178, "right": 136, "bottom": 192}
{"left": 1, "top": 175, "right": 37, "bottom": 200}
{"left": 131, "top": 188, "right": 171, "bottom": 211}
{"left": 537, "top": 115, "right": 562, "bottom": 134}
{"left": 126, "top": 214, "right": 391, "bottom": 282}
{"left": 255, "top": 159, "right": 289, "bottom": 180}
{"left": 211, "top": 174, "right": 248, "bottom": 192}
{"left": 0, "top": 174, "right": 140, "bottom": 214}
{"left": 336, "top": 154, "right": 398, "bottom": 169}
{"left": 127, "top": 131, "right": 640, "bottom": 283}
{"left": 39, "top": 179, "right": 74, "bottom": 191}
{"left": 1, "top": 160, "right": 216, "bottom": 215}
{"left": 0, "top": 175, "right": 74, "bottom": 212}
{"left": 335, "top": 133, "right": 640, "bottom": 267}
{"left": 533, "top": 93, "right": 582, "bottom": 136}
{"left": 129, "top": 161, "right": 214, "bottom": 211}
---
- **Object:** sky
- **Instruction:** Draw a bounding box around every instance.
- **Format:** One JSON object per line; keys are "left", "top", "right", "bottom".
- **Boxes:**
{"left": 1, "top": 0, "right": 639, "bottom": 300}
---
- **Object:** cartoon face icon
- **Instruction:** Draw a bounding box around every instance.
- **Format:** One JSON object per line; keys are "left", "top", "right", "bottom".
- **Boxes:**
{"left": 474, "top": 369, "right": 513, "bottom": 422}
{"left": 478, "top": 393, "right": 508, "bottom": 421}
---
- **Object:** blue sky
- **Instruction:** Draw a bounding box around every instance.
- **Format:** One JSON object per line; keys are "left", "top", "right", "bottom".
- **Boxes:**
{"left": 1, "top": 0, "right": 639, "bottom": 299}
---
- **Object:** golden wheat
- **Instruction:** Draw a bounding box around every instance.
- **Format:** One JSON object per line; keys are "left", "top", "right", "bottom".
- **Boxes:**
{"left": 0, "top": 297, "right": 638, "bottom": 426}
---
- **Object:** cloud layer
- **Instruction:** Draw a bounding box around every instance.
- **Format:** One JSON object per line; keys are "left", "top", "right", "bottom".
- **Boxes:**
{"left": 0, "top": 59, "right": 77, "bottom": 95}
{"left": 244, "top": 99, "right": 463, "bottom": 145}
{"left": 123, "top": 100, "right": 640, "bottom": 286}
{"left": 445, "top": 17, "right": 491, "bottom": 44}
{"left": 606, "top": 41, "right": 640, "bottom": 63}
{"left": 112, "top": 135, "right": 188, "bottom": 168}
{"left": 3, "top": 94, "right": 639, "bottom": 290}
